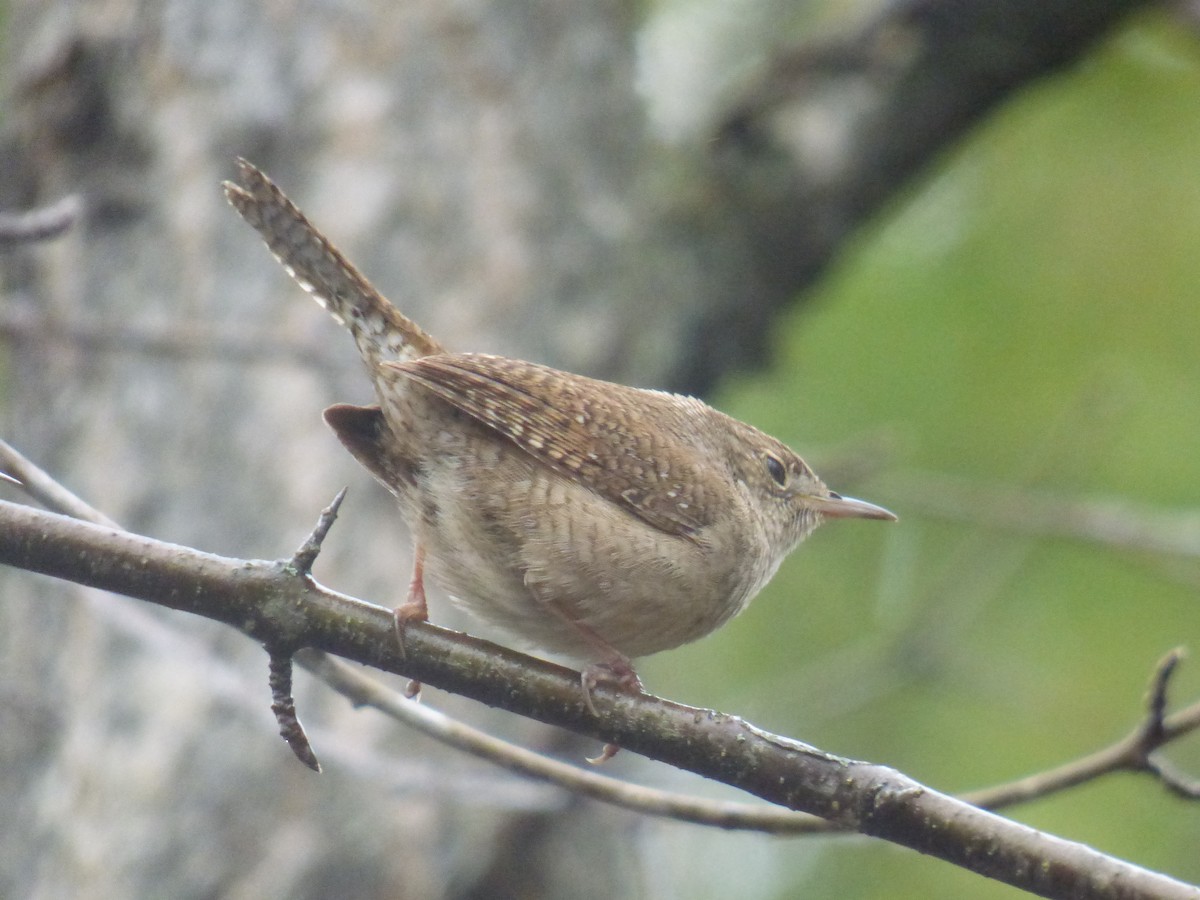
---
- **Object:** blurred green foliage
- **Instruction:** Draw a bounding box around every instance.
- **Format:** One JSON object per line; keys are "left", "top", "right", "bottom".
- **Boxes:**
{"left": 644, "top": 10, "right": 1200, "bottom": 899}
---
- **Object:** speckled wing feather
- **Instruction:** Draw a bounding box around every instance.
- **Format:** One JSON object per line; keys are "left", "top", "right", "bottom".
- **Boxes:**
{"left": 385, "top": 354, "right": 715, "bottom": 538}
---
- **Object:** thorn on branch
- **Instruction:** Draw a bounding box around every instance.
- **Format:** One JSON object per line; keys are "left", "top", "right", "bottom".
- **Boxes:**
{"left": 268, "top": 648, "right": 321, "bottom": 772}
{"left": 290, "top": 487, "right": 347, "bottom": 576}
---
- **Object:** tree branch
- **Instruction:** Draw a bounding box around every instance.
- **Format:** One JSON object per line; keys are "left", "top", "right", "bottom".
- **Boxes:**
{"left": 961, "top": 650, "right": 1200, "bottom": 809}
{"left": 298, "top": 648, "right": 830, "bottom": 833}
{"left": 11, "top": 438, "right": 1196, "bottom": 838}
{"left": 0, "top": 438, "right": 121, "bottom": 528}
{"left": 0, "top": 496, "right": 1197, "bottom": 899}
{"left": 301, "top": 643, "right": 1200, "bottom": 836}
{"left": 681, "top": 0, "right": 1153, "bottom": 393}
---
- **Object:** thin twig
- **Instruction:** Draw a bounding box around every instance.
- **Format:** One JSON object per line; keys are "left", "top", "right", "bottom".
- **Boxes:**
{"left": 1147, "top": 757, "right": 1200, "bottom": 800}
{"left": 0, "top": 439, "right": 119, "bottom": 528}
{"left": 1139, "top": 649, "right": 1180, "bottom": 749}
{"left": 269, "top": 649, "right": 321, "bottom": 772}
{"left": 961, "top": 651, "right": 1200, "bottom": 810}
{"left": 1129, "top": 650, "right": 1200, "bottom": 799}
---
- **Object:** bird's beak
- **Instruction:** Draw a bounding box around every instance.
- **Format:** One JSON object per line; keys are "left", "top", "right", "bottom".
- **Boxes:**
{"left": 808, "top": 491, "right": 897, "bottom": 521}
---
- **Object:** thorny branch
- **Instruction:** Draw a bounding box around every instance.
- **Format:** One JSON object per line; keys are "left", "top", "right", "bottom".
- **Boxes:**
{"left": 5, "top": 437, "right": 1198, "bottom": 830}
{"left": 301, "top": 646, "right": 1200, "bottom": 836}
{"left": 0, "top": 444, "right": 1198, "bottom": 899}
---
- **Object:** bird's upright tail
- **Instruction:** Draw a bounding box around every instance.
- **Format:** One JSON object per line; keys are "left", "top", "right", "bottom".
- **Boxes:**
{"left": 223, "top": 159, "right": 444, "bottom": 368}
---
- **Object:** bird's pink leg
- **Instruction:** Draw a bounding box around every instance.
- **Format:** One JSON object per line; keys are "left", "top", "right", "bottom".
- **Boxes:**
{"left": 394, "top": 541, "right": 429, "bottom": 699}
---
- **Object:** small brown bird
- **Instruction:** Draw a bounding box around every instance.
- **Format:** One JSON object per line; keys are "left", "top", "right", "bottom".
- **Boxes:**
{"left": 225, "top": 160, "right": 895, "bottom": 710}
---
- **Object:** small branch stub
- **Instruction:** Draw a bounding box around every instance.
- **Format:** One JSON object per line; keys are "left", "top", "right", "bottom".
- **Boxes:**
{"left": 1143, "top": 648, "right": 1183, "bottom": 745}
{"left": 268, "top": 649, "right": 321, "bottom": 773}
{"left": 1135, "top": 648, "right": 1200, "bottom": 799}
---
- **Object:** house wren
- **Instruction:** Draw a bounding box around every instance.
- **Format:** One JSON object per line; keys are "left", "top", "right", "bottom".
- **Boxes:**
{"left": 224, "top": 160, "right": 895, "bottom": 706}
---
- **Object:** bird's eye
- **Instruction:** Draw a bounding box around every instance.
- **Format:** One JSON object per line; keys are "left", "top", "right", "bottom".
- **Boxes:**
{"left": 765, "top": 454, "right": 787, "bottom": 487}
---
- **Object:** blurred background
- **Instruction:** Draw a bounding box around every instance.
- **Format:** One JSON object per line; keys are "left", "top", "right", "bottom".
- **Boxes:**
{"left": 1, "top": 1, "right": 1198, "bottom": 898}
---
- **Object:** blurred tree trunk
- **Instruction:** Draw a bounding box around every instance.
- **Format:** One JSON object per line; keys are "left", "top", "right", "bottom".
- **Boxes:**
{"left": 0, "top": 1, "right": 1149, "bottom": 898}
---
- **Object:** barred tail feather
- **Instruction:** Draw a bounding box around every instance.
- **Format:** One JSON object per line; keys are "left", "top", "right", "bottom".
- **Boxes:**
{"left": 223, "top": 159, "right": 443, "bottom": 366}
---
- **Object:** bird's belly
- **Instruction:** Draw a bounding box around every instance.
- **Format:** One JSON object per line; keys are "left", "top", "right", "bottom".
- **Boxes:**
{"left": 417, "top": 457, "right": 769, "bottom": 662}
